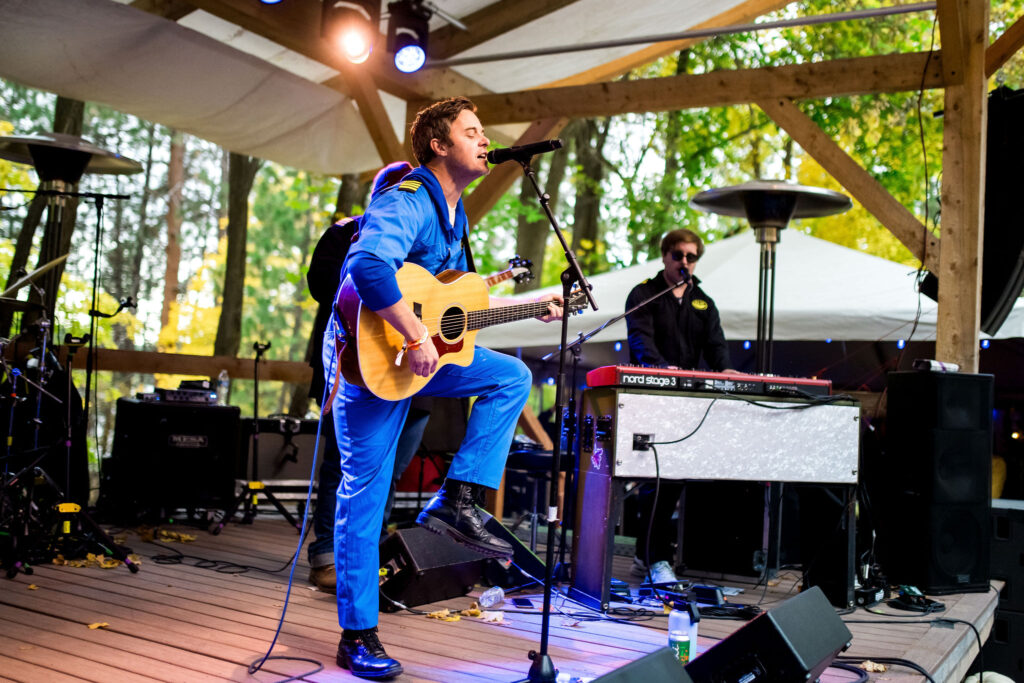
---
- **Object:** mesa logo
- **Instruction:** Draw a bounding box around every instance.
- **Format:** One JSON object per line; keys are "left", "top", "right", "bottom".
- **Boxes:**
{"left": 621, "top": 374, "right": 677, "bottom": 388}
{"left": 168, "top": 434, "right": 209, "bottom": 449}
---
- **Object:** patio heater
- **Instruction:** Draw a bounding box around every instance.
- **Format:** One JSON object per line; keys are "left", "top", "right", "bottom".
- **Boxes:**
{"left": 691, "top": 180, "right": 850, "bottom": 374}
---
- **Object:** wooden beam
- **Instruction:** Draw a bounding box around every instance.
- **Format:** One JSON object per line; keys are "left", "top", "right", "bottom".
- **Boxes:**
{"left": 542, "top": 0, "right": 792, "bottom": 88}
{"left": 936, "top": 0, "right": 988, "bottom": 372}
{"left": 464, "top": 117, "right": 569, "bottom": 226}
{"left": 430, "top": 0, "right": 582, "bottom": 61}
{"left": 473, "top": 52, "right": 947, "bottom": 125}
{"left": 80, "top": 348, "right": 312, "bottom": 384}
{"left": 185, "top": 0, "right": 487, "bottom": 102}
{"left": 936, "top": 0, "right": 967, "bottom": 85}
{"left": 986, "top": 14, "right": 1024, "bottom": 76}
{"left": 758, "top": 97, "right": 939, "bottom": 272}
{"left": 129, "top": 0, "right": 196, "bottom": 21}
{"left": 344, "top": 67, "right": 408, "bottom": 164}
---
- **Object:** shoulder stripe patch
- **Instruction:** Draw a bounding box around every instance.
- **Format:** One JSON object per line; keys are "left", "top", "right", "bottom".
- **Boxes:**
{"left": 398, "top": 180, "right": 423, "bottom": 193}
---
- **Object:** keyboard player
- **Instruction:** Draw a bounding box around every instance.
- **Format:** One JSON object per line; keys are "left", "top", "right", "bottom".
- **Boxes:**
{"left": 624, "top": 228, "right": 735, "bottom": 587}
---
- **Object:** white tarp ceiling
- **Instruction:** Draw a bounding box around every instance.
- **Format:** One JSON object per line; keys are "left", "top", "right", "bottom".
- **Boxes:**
{"left": 0, "top": 0, "right": 753, "bottom": 174}
{"left": 475, "top": 229, "right": 1024, "bottom": 352}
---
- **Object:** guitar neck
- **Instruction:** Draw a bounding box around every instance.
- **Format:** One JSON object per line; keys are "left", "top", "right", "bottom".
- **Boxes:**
{"left": 482, "top": 270, "right": 512, "bottom": 288}
{"left": 467, "top": 300, "right": 552, "bottom": 331}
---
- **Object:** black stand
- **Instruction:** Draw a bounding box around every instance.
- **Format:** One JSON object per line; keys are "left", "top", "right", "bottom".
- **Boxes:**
{"left": 512, "top": 157, "right": 598, "bottom": 683}
{"left": 211, "top": 342, "right": 300, "bottom": 534}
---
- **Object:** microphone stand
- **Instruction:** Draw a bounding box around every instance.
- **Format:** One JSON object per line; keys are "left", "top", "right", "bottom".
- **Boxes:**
{"left": 511, "top": 156, "right": 597, "bottom": 683}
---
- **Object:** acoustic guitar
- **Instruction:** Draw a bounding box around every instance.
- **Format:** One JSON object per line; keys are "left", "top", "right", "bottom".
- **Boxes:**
{"left": 334, "top": 262, "right": 586, "bottom": 401}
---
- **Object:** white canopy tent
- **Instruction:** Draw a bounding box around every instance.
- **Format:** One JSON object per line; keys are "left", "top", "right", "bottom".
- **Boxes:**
{"left": 475, "top": 230, "right": 1024, "bottom": 355}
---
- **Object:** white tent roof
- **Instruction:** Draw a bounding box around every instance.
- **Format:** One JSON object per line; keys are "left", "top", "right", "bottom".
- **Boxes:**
{"left": 476, "top": 231, "right": 1024, "bottom": 351}
{"left": 0, "top": 0, "right": 754, "bottom": 174}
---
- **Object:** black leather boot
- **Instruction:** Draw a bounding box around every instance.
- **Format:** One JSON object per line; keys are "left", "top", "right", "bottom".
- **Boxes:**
{"left": 416, "top": 480, "right": 513, "bottom": 557}
{"left": 336, "top": 627, "right": 403, "bottom": 679}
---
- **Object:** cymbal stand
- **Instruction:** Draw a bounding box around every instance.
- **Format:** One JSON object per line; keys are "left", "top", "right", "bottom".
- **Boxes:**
{"left": 211, "top": 342, "right": 300, "bottom": 534}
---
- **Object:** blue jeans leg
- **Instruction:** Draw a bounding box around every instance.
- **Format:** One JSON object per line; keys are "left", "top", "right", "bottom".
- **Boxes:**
{"left": 307, "top": 414, "right": 340, "bottom": 568}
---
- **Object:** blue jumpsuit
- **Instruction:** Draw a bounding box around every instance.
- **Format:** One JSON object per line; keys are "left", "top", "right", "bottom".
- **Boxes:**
{"left": 325, "top": 166, "right": 532, "bottom": 630}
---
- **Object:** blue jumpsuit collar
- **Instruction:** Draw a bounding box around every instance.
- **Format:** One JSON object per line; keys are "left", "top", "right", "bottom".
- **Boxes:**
{"left": 404, "top": 166, "right": 466, "bottom": 242}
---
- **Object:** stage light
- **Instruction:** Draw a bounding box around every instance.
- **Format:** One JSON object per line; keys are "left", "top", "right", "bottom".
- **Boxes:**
{"left": 260, "top": 0, "right": 283, "bottom": 5}
{"left": 614, "top": 341, "right": 622, "bottom": 352}
{"left": 981, "top": 339, "right": 991, "bottom": 349}
{"left": 743, "top": 340, "right": 751, "bottom": 350}
{"left": 387, "top": 0, "right": 431, "bottom": 73}
{"left": 322, "top": 0, "right": 380, "bottom": 64}
{"left": 825, "top": 337, "right": 832, "bottom": 343}
{"left": 897, "top": 339, "right": 906, "bottom": 349}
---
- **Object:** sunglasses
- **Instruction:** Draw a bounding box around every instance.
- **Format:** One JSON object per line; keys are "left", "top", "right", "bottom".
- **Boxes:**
{"left": 671, "top": 250, "right": 699, "bottom": 264}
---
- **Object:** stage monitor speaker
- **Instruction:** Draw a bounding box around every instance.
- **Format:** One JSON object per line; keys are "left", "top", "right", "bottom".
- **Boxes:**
{"left": 919, "top": 86, "right": 1024, "bottom": 335}
{"left": 238, "top": 416, "right": 323, "bottom": 482}
{"left": 870, "top": 371, "right": 993, "bottom": 594}
{"left": 478, "top": 507, "right": 546, "bottom": 589}
{"left": 684, "top": 586, "right": 852, "bottom": 683}
{"left": 378, "top": 527, "right": 486, "bottom": 611}
{"left": 100, "top": 398, "right": 240, "bottom": 523}
{"left": 991, "top": 500, "right": 1024, "bottom": 612}
{"left": 594, "top": 648, "right": 694, "bottom": 682}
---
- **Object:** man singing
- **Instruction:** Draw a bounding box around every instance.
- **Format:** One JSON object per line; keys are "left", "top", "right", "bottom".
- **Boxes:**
{"left": 326, "top": 96, "right": 562, "bottom": 679}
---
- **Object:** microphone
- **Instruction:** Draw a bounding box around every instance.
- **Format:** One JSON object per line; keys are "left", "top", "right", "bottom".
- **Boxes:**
{"left": 674, "top": 269, "right": 691, "bottom": 286}
{"left": 486, "top": 139, "right": 563, "bottom": 165}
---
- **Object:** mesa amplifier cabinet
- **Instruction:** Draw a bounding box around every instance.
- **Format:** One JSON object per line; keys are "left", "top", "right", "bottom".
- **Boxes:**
{"left": 571, "top": 387, "right": 859, "bottom": 611}
{"left": 101, "top": 398, "right": 240, "bottom": 523}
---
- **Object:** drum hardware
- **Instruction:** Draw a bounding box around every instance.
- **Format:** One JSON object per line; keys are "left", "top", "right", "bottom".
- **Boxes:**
{"left": 0, "top": 133, "right": 140, "bottom": 575}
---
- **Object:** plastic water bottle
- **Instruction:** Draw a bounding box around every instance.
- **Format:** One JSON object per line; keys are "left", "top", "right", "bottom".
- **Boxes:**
{"left": 478, "top": 586, "right": 505, "bottom": 609}
{"left": 216, "top": 369, "right": 230, "bottom": 406}
{"left": 668, "top": 601, "right": 692, "bottom": 664}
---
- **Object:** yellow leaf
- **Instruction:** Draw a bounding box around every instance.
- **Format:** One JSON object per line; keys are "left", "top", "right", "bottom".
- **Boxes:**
{"left": 27, "top": 584, "right": 38, "bottom": 590}
{"left": 87, "top": 622, "right": 110, "bottom": 630}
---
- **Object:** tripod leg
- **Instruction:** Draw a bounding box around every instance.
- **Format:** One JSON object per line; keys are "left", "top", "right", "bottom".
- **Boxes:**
{"left": 210, "top": 486, "right": 250, "bottom": 535}
{"left": 64, "top": 504, "right": 140, "bottom": 573}
{"left": 262, "top": 489, "right": 300, "bottom": 530}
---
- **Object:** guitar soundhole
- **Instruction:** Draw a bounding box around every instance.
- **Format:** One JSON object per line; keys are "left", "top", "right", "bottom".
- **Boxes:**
{"left": 438, "top": 306, "right": 467, "bottom": 342}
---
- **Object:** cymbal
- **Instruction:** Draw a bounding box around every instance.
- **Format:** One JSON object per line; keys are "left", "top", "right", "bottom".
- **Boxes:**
{"left": 690, "top": 180, "right": 851, "bottom": 226}
{"left": 0, "top": 133, "right": 142, "bottom": 183}
{"left": 0, "top": 297, "right": 43, "bottom": 313}
{"left": 2, "top": 253, "right": 69, "bottom": 298}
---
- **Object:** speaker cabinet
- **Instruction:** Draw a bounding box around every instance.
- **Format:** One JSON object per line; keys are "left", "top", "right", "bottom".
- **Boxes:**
{"left": 978, "top": 608, "right": 1024, "bottom": 679}
{"left": 919, "top": 86, "right": 1024, "bottom": 335}
{"left": 378, "top": 527, "right": 486, "bottom": 611}
{"left": 238, "top": 417, "right": 323, "bottom": 482}
{"left": 595, "top": 648, "right": 694, "bottom": 682}
{"left": 992, "top": 500, "right": 1024, "bottom": 612}
{"left": 681, "top": 481, "right": 780, "bottom": 578}
{"left": 796, "top": 484, "right": 856, "bottom": 609}
{"left": 101, "top": 398, "right": 240, "bottom": 523}
{"left": 685, "top": 586, "right": 852, "bottom": 683}
{"left": 871, "top": 371, "right": 993, "bottom": 594}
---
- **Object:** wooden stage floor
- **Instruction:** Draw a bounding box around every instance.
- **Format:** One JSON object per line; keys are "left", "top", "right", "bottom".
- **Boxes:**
{"left": 0, "top": 518, "right": 998, "bottom": 682}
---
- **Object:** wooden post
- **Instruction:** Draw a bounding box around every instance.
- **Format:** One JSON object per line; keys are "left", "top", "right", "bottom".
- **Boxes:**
{"left": 937, "top": 0, "right": 988, "bottom": 372}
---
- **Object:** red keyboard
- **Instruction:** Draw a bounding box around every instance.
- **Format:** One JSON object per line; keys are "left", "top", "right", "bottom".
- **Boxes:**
{"left": 586, "top": 365, "right": 832, "bottom": 397}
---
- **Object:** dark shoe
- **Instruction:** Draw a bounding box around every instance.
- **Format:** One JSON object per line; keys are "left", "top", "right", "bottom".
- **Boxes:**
{"left": 415, "top": 480, "right": 513, "bottom": 557}
{"left": 309, "top": 563, "right": 336, "bottom": 592}
{"left": 336, "top": 628, "right": 403, "bottom": 679}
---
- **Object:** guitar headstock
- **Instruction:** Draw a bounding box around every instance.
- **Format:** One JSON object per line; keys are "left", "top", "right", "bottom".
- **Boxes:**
{"left": 507, "top": 255, "right": 534, "bottom": 284}
{"left": 566, "top": 287, "right": 589, "bottom": 315}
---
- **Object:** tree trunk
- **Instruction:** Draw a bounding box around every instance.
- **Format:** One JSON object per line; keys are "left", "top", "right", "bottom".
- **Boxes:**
{"left": 0, "top": 194, "right": 45, "bottom": 337}
{"left": 128, "top": 122, "right": 158, "bottom": 330}
{"left": 515, "top": 148, "right": 568, "bottom": 293}
{"left": 213, "top": 153, "right": 262, "bottom": 360}
{"left": 160, "top": 129, "right": 184, "bottom": 334}
{"left": 334, "top": 172, "right": 370, "bottom": 220}
{"left": 571, "top": 118, "right": 609, "bottom": 272}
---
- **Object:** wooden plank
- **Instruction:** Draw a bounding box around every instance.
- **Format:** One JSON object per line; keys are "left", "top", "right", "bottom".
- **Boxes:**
{"left": 464, "top": 117, "right": 569, "bottom": 225}
{"left": 474, "top": 52, "right": 947, "bottom": 125}
{"left": 430, "top": 0, "right": 582, "bottom": 61}
{"left": 936, "top": 0, "right": 966, "bottom": 85}
{"left": 129, "top": 0, "right": 196, "bottom": 21}
{"left": 936, "top": 0, "right": 988, "bottom": 371}
{"left": 986, "top": 14, "right": 1024, "bottom": 76}
{"left": 77, "top": 347, "right": 312, "bottom": 384}
{"left": 757, "top": 97, "right": 939, "bottom": 272}
{"left": 543, "top": 0, "right": 792, "bottom": 88}
{"left": 343, "top": 66, "right": 409, "bottom": 163}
